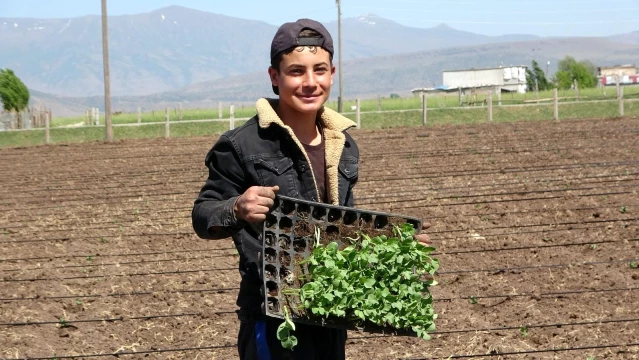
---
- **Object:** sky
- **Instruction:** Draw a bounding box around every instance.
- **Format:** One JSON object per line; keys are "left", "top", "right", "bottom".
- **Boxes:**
{"left": 1, "top": 0, "right": 638, "bottom": 37}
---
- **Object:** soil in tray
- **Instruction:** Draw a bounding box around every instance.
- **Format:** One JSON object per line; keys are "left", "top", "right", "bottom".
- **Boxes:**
{"left": 294, "top": 219, "right": 313, "bottom": 238}
{"left": 279, "top": 252, "right": 291, "bottom": 267}
{"left": 279, "top": 235, "right": 291, "bottom": 250}
{"left": 266, "top": 281, "right": 279, "bottom": 297}
{"left": 279, "top": 253, "right": 311, "bottom": 318}
{"left": 264, "top": 264, "right": 278, "bottom": 281}
{"left": 293, "top": 237, "right": 308, "bottom": 252}
{"left": 265, "top": 248, "right": 277, "bottom": 264}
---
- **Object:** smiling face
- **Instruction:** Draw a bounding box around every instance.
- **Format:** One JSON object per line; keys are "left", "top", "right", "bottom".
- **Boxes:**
{"left": 268, "top": 46, "right": 335, "bottom": 116}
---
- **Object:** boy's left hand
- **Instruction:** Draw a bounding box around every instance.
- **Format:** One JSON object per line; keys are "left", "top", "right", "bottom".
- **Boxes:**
{"left": 415, "top": 222, "right": 431, "bottom": 246}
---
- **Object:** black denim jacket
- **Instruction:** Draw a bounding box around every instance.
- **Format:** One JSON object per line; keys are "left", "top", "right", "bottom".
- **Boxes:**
{"left": 192, "top": 98, "right": 359, "bottom": 315}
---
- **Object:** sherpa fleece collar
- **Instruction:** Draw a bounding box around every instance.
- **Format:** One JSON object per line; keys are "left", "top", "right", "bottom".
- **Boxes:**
{"left": 255, "top": 98, "right": 356, "bottom": 205}
{"left": 255, "top": 98, "right": 355, "bottom": 132}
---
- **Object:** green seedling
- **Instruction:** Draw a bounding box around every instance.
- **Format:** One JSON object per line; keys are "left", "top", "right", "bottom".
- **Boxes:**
{"left": 469, "top": 296, "right": 479, "bottom": 304}
{"left": 59, "top": 318, "right": 69, "bottom": 328}
{"left": 100, "top": 237, "right": 107, "bottom": 243}
{"left": 75, "top": 299, "right": 83, "bottom": 306}
{"left": 630, "top": 262, "right": 638, "bottom": 269}
{"left": 589, "top": 244, "right": 598, "bottom": 250}
{"left": 277, "top": 224, "right": 438, "bottom": 345}
{"left": 620, "top": 206, "right": 628, "bottom": 214}
{"left": 86, "top": 255, "right": 94, "bottom": 261}
{"left": 519, "top": 325, "right": 528, "bottom": 338}
{"left": 276, "top": 307, "right": 297, "bottom": 350}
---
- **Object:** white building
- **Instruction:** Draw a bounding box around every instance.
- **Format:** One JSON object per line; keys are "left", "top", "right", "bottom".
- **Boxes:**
{"left": 442, "top": 66, "right": 528, "bottom": 94}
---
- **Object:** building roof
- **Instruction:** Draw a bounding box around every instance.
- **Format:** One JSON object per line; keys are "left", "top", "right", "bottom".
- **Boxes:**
{"left": 443, "top": 65, "right": 528, "bottom": 73}
{"left": 598, "top": 64, "right": 636, "bottom": 69}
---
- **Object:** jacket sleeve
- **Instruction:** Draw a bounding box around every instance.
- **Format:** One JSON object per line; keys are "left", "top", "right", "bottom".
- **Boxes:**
{"left": 344, "top": 132, "right": 359, "bottom": 208}
{"left": 192, "top": 134, "right": 248, "bottom": 239}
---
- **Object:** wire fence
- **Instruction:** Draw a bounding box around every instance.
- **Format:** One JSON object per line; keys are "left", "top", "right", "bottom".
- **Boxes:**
{"left": 1, "top": 88, "right": 638, "bottom": 147}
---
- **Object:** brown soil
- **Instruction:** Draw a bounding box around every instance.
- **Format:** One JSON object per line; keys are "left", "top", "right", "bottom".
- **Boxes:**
{"left": 1, "top": 117, "right": 638, "bottom": 359}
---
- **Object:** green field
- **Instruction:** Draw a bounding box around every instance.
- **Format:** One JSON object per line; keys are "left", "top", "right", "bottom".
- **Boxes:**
{"left": 2, "top": 87, "right": 638, "bottom": 148}
{"left": 46, "top": 85, "right": 639, "bottom": 128}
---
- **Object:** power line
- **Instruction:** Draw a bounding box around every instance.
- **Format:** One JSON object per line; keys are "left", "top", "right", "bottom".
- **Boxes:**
{"left": 391, "top": 0, "right": 636, "bottom": 4}
{"left": 347, "top": 6, "right": 639, "bottom": 14}
{"left": 364, "top": 14, "right": 639, "bottom": 25}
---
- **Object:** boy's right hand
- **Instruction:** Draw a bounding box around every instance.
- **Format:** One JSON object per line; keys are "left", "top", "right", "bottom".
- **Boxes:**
{"left": 233, "top": 186, "right": 279, "bottom": 223}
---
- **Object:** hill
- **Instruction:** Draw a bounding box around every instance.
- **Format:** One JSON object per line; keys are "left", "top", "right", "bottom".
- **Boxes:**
{"left": 1, "top": 6, "right": 541, "bottom": 97}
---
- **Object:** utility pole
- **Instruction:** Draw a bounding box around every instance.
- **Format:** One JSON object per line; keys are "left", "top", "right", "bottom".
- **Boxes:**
{"left": 336, "top": 0, "right": 343, "bottom": 113}
{"left": 101, "top": 0, "right": 113, "bottom": 142}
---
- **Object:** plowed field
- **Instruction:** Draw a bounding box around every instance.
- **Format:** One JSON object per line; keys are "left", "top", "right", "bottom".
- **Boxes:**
{"left": 1, "top": 117, "right": 638, "bottom": 359}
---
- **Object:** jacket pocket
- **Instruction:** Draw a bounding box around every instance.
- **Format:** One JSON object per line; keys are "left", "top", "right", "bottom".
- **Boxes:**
{"left": 338, "top": 157, "right": 358, "bottom": 180}
{"left": 256, "top": 157, "right": 294, "bottom": 176}
{"left": 254, "top": 157, "right": 297, "bottom": 193}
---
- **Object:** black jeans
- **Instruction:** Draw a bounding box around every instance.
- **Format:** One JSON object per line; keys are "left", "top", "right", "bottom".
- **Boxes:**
{"left": 237, "top": 317, "right": 347, "bottom": 360}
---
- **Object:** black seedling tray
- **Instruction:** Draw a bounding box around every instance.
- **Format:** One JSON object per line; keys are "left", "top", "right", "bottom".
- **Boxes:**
{"left": 259, "top": 195, "right": 422, "bottom": 335}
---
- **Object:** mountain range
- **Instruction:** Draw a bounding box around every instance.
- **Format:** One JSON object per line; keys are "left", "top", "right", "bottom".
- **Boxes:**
{"left": 1, "top": 6, "right": 638, "bottom": 116}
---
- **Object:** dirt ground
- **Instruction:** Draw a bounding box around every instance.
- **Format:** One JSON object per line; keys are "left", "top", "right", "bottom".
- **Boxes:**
{"left": 1, "top": 117, "right": 638, "bottom": 359}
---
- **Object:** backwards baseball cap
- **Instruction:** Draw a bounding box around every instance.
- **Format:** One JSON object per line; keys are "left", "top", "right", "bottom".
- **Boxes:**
{"left": 270, "top": 18, "right": 334, "bottom": 95}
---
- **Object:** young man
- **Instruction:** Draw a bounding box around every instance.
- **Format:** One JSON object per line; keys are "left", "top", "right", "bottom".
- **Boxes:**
{"left": 192, "top": 19, "right": 357, "bottom": 359}
{"left": 192, "top": 18, "right": 429, "bottom": 359}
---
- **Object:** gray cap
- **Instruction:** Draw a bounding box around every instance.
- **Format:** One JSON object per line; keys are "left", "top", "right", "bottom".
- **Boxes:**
{"left": 270, "top": 18, "right": 334, "bottom": 95}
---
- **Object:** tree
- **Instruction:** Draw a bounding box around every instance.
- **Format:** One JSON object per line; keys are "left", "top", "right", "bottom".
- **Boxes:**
{"left": 0, "top": 69, "right": 30, "bottom": 113}
{"left": 553, "top": 56, "right": 598, "bottom": 90}
{"left": 526, "top": 60, "right": 551, "bottom": 92}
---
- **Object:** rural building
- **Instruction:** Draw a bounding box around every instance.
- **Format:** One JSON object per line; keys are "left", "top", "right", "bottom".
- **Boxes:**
{"left": 597, "top": 64, "right": 639, "bottom": 86}
{"left": 442, "top": 66, "right": 528, "bottom": 94}
{"left": 411, "top": 66, "right": 528, "bottom": 105}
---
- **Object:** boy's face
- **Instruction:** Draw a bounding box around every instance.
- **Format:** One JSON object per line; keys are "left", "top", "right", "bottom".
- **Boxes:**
{"left": 269, "top": 46, "right": 335, "bottom": 115}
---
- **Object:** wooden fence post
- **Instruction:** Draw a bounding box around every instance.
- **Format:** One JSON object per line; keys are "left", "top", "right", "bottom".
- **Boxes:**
{"left": 619, "top": 86, "right": 624, "bottom": 117}
{"left": 377, "top": 95, "right": 382, "bottom": 111}
{"left": 178, "top": 102, "right": 183, "bottom": 121}
{"left": 45, "top": 111, "right": 50, "bottom": 145}
{"left": 165, "top": 107, "right": 170, "bottom": 139}
{"left": 421, "top": 93, "right": 427, "bottom": 126}
{"left": 574, "top": 79, "right": 579, "bottom": 101}
{"left": 554, "top": 88, "right": 559, "bottom": 121}
{"left": 137, "top": 107, "right": 141, "bottom": 124}
{"left": 487, "top": 93, "right": 493, "bottom": 122}
{"left": 498, "top": 91, "right": 502, "bottom": 106}
{"left": 218, "top": 101, "right": 223, "bottom": 119}
{"left": 230, "top": 105, "right": 235, "bottom": 130}
{"left": 356, "top": 98, "right": 361, "bottom": 129}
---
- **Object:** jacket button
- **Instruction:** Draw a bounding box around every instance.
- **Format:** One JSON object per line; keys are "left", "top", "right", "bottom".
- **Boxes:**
{"left": 300, "top": 165, "right": 306, "bottom": 171}
{"left": 312, "top": 197, "right": 317, "bottom": 201}
{"left": 345, "top": 168, "right": 350, "bottom": 173}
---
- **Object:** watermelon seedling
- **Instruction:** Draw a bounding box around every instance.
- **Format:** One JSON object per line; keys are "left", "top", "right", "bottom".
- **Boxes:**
{"left": 277, "top": 223, "right": 438, "bottom": 348}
